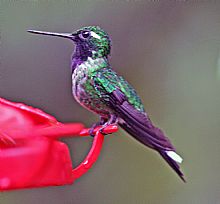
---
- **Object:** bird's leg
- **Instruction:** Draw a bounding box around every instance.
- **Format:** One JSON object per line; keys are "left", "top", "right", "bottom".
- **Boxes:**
{"left": 89, "top": 116, "right": 108, "bottom": 136}
{"left": 99, "top": 114, "right": 118, "bottom": 134}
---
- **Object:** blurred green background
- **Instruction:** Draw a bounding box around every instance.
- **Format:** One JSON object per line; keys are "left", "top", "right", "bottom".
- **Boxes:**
{"left": 1, "top": 1, "right": 220, "bottom": 204}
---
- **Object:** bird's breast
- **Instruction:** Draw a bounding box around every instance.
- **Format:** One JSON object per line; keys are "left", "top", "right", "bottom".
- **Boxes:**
{"left": 72, "top": 65, "right": 89, "bottom": 102}
{"left": 71, "top": 64, "right": 110, "bottom": 116}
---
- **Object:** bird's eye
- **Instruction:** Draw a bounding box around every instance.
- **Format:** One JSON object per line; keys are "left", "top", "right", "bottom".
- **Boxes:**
{"left": 79, "top": 31, "right": 90, "bottom": 39}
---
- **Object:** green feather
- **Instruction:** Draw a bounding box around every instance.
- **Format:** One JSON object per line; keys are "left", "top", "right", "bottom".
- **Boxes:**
{"left": 93, "top": 68, "right": 145, "bottom": 112}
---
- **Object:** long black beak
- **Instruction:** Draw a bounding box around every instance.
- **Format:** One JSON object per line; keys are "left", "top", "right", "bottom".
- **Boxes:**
{"left": 27, "top": 29, "right": 75, "bottom": 40}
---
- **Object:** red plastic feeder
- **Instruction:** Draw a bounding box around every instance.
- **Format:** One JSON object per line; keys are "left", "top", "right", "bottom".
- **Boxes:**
{"left": 0, "top": 98, "right": 118, "bottom": 190}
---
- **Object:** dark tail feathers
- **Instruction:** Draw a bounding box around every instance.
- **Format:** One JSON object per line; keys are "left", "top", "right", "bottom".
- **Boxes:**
{"left": 159, "top": 150, "right": 186, "bottom": 182}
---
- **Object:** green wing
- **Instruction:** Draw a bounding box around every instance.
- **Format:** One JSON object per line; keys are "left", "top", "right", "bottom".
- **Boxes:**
{"left": 92, "top": 68, "right": 145, "bottom": 112}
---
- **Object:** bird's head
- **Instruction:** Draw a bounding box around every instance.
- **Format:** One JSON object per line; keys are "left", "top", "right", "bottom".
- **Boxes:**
{"left": 28, "top": 26, "right": 111, "bottom": 59}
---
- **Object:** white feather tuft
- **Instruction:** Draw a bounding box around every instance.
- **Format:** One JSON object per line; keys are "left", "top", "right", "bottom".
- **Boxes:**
{"left": 90, "top": 31, "right": 101, "bottom": 39}
{"left": 166, "top": 151, "right": 183, "bottom": 163}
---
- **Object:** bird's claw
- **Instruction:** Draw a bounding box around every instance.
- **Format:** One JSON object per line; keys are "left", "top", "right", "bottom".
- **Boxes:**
{"left": 99, "top": 126, "right": 107, "bottom": 135}
{"left": 89, "top": 126, "right": 106, "bottom": 137}
{"left": 89, "top": 118, "right": 107, "bottom": 137}
{"left": 89, "top": 128, "right": 96, "bottom": 137}
{"left": 88, "top": 125, "right": 108, "bottom": 137}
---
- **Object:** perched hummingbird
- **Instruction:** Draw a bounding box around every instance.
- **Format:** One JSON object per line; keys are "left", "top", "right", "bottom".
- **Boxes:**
{"left": 28, "top": 26, "right": 185, "bottom": 182}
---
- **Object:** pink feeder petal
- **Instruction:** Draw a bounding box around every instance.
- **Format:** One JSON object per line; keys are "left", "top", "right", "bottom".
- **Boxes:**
{"left": 0, "top": 97, "right": 118, "bottom": 190}
{"left": 0, "top": 131, "right": 16, "bottom": 146}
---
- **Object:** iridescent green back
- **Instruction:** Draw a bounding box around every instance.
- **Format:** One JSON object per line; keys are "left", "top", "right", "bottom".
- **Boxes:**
{"left": 93, "top": 68, "right": 145, "bottom": 112}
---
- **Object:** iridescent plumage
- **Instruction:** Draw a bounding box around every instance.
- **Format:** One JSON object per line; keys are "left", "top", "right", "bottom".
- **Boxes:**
{"left": 28, "top": 26, "right": 185, "bottom": 182}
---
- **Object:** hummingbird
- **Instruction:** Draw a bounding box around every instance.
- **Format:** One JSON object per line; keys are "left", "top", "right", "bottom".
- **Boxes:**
{"left": 28, "top": 26, "right": 185, "bottom": 182}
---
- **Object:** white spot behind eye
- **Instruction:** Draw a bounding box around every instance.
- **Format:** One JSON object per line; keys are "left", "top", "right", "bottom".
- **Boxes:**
{"left": 90, "top": 31, "right": 101, "bottom": 39}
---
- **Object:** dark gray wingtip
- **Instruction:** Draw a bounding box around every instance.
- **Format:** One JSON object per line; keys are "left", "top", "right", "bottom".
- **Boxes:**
{"left": 159, "top": 150, "right": 186, "bottom": 182}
